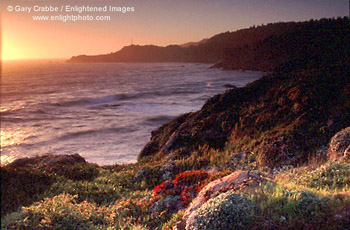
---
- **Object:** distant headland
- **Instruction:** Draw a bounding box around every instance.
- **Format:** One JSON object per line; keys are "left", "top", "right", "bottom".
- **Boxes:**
{"left": 69, "top": 17, "right": 349, "bottom": 73}
{"left": 2, "top": 17, "right": 349, "bottom": 230}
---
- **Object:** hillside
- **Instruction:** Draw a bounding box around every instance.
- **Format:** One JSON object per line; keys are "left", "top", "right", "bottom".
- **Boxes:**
{"left": 70, "top": 45, "right": 191, "bottom": 63}
{"left": 69, "top": 17, "right": 349, "bottom": 71}
{"left": 214, "top": 17, "right": 350, "bottom": 71}
{"left": 139, "top": 62, "right": 350, "bottom": 168}
{"left": 138, "top": 17, "right": 350, "bottom": 168}
{"left": 2, "top": 17, "right": 350, "bottom": 230}
{"left": 2, "top": 134, "right": 350, "bottom": 229}
{"left": 179, "top": 39, "right": 209, "bottom": 48}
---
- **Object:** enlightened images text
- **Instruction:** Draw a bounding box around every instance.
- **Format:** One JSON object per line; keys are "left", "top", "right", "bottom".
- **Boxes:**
{"left": 12, "top": 5, "right": 135, "bottom": 14}
{"left": 66, "top": 5, "right": 135, "bottom": 14}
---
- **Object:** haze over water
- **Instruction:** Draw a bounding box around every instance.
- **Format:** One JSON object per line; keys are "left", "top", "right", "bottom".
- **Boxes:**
{"left": 1, "top": 61, "right": 263, "bottom": 165}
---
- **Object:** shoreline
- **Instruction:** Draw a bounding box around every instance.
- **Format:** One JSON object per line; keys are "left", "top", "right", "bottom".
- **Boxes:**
{"left": 1, "top": 63, "right": 265, "bottom": 167}
{"left": 1, "top": 17, "right": 349, "bottom": 230}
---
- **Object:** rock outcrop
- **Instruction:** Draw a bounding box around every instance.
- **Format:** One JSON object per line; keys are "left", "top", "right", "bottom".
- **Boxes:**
{"left": 328, "top": 127, "right": 350, "bottom": 161}
{"left": 139, "top": 64, "right": 350, "bottom": 167}
{"left": 183, "top": 170, "right": 266, "bottom": 230}
{"left": 137, "top": 17, "right": 350, "bottom": 168}
{"left": 5, "top": 154, "right": 86, "bottom": 171}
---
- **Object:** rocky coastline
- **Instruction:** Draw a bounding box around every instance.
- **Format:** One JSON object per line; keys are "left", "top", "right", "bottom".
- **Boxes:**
{"left": 1, "top": 17, "right": 350, "bottom": 229}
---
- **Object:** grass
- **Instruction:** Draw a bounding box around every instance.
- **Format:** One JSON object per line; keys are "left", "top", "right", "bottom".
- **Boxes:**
{"left": 161, "top": 210, "right": 185, "bottom": 230}
{"left": 247, "top": 183, "right": 330, "bottom": 229}
{"left": 1, "top": 159, "right": 180, "bottom": 230}
{"left": 1, "top": 167, "right": 54, "bottom": 216}
{"left": 293, "top": 161, "right": 350, "bottom": 191}
{"left": 173, "top": 144, "right": 258, "bottom": 174}
{"left": 1, "top": 157, "right": 349, "bottom": 230}
{"left": 249, "top": 159, "right": 350, "bottom": 230}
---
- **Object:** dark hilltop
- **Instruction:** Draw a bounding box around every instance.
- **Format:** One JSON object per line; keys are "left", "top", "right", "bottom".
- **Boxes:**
{"left": 2, "top": 17, "right": 350, "bottom": 230}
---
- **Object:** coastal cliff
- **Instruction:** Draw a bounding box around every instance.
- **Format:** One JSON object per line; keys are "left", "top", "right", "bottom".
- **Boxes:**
{"left": 138, "top": 17, "right": 350, "bottom": 168}
{"left": 69, "top": 18, "right": 349, "bottom": 73}
{"left": 2, "top": 17, "right": 350, "bottom": 230}
{"left": 139, "top": 63, "right": 350, "bottom": 168}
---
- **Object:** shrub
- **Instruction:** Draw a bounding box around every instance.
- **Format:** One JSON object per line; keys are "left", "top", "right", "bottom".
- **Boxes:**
{"left": 135, "top": 165, "right": 166, "bottom": 190}
{"left": 249, "top": 182, "right": 334, "bottom": 229}
{"left": 154, "top": 181, "right": 175, "bottom": 197}
{"left": 172, "top": 170, "right": 208, "bottom": 189}
{"left": 47, "top": 178, "right": 122, "bottom": 205}
{"left": 1, "top": 193, "right": 154, "bottom": 230}
{"left": 1, "top": 193, "right": 103, "bottom": 230}
{"left": 150, "top": 195, "right": 182, "bottom": 218}
{"left": 294, "top": 161, "right": 350, "bottom": 190}
{"left": 293, "top": 191, "right": 328, "bottom": 225}
{"left": 194, "top": 191, "right": 258, "bottom": 230}
{"left": 162, "top": 209, "right": 185, "bottom": 230}
{"left": 1, "top": 168, "right": 53, "bottom": 216}
{"left": 153, "top": 170, "right": 208, "bottom": 206}
{"left": 112, "top": 198, "right": 151, "bottom": 227}
{"left": 48, "top": 163, "right": 99, "bottom": 181}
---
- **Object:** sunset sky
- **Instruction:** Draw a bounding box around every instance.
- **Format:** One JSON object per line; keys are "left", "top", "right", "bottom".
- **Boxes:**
{"left": 1, "top": 0, "right": 349, "bottom": 60}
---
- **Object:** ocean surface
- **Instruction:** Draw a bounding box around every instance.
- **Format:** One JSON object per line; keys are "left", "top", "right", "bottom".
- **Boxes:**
{"left": 1, "top": 61, "right": 264, "bottom": 165}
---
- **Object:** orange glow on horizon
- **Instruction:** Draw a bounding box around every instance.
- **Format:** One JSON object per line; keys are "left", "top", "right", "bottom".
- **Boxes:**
{"left": 2, "top": 32, "right": 31, "bottom": 61}
{"left": 0, "top": 1, "right": 220, "bottom": 61}
{"left": 1, "top": 13, "right": 129, "bottom": 61}
{"left": 1, "top": 0, "right": 347, "bottom": 61}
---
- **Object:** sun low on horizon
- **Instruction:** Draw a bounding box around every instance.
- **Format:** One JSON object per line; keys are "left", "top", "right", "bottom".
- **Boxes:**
{"left": 1, "top": 0, "right": 350, "bottom": 228}
{"left": 1, "top": 12, "right": 130, "bottom": 61}
{"left": 1, "top": 0, "right": 348, "bottom": 61}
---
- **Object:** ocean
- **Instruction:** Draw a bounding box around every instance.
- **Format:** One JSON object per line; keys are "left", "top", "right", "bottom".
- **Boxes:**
{"left": 0, "top": 61, "right": 263, "bottom": 165}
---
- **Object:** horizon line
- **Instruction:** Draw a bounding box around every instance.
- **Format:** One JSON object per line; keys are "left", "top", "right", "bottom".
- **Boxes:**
{"left": 3, "top": 16, "right": 348, "bottom": 62}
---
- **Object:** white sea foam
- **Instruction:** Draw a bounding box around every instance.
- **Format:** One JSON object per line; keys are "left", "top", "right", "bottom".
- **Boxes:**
{"left": 1, "top": 61, "right": 263, "bottom": 165}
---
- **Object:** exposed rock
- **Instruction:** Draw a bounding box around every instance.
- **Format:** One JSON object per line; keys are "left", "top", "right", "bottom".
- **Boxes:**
{"left": 162, "top": 132, "right": 179, "bottom": 154}
{"left": 139, "top": 113, "right": 191, "bottom": 159}
{"left": 6, "top": 154, "right": 86, "bottom": 171}
{"left": 183, "top": 170, "right": 248, "bottom": 230}
{"left": 328, "top": 127, "right": 350, "bottom": 161}
{"left": 139, "top": 63, "right": 350, "bottom": 168}
{"left": 182, "top": 170, "right": 268, "bottom": 229}
{"left": 160, "top": 153, "right": 177, "bottom": 180}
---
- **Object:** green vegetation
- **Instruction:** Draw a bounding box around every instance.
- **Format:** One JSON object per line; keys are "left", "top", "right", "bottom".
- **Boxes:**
{"left": 1, "top": 167, "right": 54, "bottom": 216}
{"left": 161, "top": 210, "right": 185, "bottom": 230}
{"left": 2, "top": 159, "right": 349, "bottom": 229}
{"left": 140, "top": 63, "right": 350, "bottom": 168}
{"left": 249, "top": 162, "right": 350, "bottom": 229}
{"left": 139, "top": 17, "right": 350, "bottom": 168}
{"left": 1, "top": 161, "right": 160, "bottom": 229}
{"left": 2, "top": 17, "right": 350, "bottom": 229}
{"left": 293, "top": 161, "right": 350, "bottom": 191}
{"left": 70, "top": 17, "right": 349, "bottom": 73}
{"left": 194, "top": 192, "right": 258, "bottom": 230}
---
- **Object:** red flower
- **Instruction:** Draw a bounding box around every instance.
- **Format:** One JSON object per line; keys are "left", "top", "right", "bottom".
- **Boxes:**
{"left": 153, "top": 170, "right": 210, "bottom": 206}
